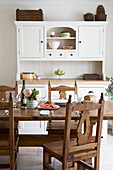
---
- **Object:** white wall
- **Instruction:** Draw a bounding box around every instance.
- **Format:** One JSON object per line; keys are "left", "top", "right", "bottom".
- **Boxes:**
{"left": 0, "top": 0, "right": 112, "bottom": 85}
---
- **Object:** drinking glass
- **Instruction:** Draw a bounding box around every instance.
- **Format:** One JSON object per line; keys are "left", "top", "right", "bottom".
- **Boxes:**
{"left": 13, "top": 95, "right": 19, "bottom": 109}
{"left": 40, "top": 90, "right": 46, "bottom": 104}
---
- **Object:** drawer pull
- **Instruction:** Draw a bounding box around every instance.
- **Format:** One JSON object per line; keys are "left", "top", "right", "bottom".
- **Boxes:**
{"left": 49, "top": 54, "right": 52, "bottom": 56}
{"left": 70, "top": 54, "right": 73, "bottom": 56}
{"left": 41, "top": 41, "right": 43, "bottom": 43}
{"left": 60, "top": 54, "right": 62, "bottom": 56}
{"left": 79, "top": 41, "right": 82, "bottom": 43}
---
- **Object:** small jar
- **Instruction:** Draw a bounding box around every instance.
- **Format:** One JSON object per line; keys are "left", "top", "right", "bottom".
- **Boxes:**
{"left": 50, "top": 32, "right": 55, "bottom": 37}
{"left": 61, "top": 31, "right": 71, "bottom": 38}
{"left": 36, "top": 74, "right": 41, "bottom": 80}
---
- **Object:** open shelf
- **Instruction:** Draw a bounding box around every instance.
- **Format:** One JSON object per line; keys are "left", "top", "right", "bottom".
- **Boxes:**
{"left": 46, "top": 27, "right": 76, "bottom": 51}
{"left": 46, "top": 49, "right": 76, "bottom": 51}
{"left": 47, "top": 37, "right": 76, "bottom": 40}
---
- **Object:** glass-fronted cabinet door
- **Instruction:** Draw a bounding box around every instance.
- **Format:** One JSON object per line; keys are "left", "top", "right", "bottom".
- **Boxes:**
{"left": 19, "top": 25, "right": 43, "bottom": 58}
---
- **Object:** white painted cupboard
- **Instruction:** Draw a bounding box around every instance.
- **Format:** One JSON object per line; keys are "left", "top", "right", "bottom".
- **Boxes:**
{"left": 14, "top": 21, "right": 108, "bottom": 80}
{"left": 14, "top": 21, "right": 108, "bottom": 137}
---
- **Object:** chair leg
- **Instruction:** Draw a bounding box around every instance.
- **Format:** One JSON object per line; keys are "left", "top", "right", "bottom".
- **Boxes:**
{"left": 10, "top": 151, "right": 15, "bottom": 170}
{"left": 15, "top": 150, "right": 17, "bottom": 170}
{"left": 43, "top": 149, "right": 51, "bottom": 170}
{"left": 62, "top": 162, "right": 68, "bottom": 170}
{"left": 94, "top": 155, "right": 100, "bottom": 170}
{"left": 73, "top": 162, "right": 77, "bottom": 170}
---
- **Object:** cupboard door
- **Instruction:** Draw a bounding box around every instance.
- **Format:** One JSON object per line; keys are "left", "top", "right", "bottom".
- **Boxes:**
{"left": 79, "top": 26, "right": 104, "bottom": 58}
{"left": 20, "top": 26, "right": 43, "bottom": 58}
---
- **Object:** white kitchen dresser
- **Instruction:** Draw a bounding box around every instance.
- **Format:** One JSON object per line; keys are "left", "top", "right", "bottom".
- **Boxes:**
{"left": 14, "top": 21, "right": 108, "bottom": 80}
{"left": 14, "top": 21, "right": 109, "bottom": 137}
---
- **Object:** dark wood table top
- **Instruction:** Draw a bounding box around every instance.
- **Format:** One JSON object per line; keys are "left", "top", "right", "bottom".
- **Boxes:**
{"left": 0, "top": 101, "right": 113, "bottom": 121}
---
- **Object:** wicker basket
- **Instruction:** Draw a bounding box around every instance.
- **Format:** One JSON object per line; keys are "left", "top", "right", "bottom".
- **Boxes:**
{"left": 83, "top": 74, "right": 100, "bottom": 80}
{"left": 95, "top": 5, "right": 107, "bottom": 21}
{"left": 97, "top": 5, "right": 105, "bottom": 14}
{"left": 84, "top": 13, "right": 94, "bottom": 21}
{"left": 16, "top": 9, "right": 43, "bottom": 21}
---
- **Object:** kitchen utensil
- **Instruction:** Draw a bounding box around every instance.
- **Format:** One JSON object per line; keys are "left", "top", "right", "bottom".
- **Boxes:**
{"left": 38, "top": 104, "right": 60, "bottom": 110}
{"left": 48, "top": 41, "right": 60, "bottom": 50}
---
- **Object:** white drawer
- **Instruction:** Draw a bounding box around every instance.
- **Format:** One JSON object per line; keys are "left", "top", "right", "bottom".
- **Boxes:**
{"left": 55, "top": 51, "right": 66, "bottom": 58}
{"left": 67, "top": 51, "right": 76, "bottom": 58}
{"left": 46, "top": 51, "right": 54, "bottom": 58}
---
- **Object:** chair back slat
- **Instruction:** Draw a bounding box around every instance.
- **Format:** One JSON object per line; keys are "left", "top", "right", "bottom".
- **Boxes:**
{"left": 0, "top": 93, "right": 14, "bottom": 149}
{"left": 0, "top": 102, "right": 9, "bottom": 110}
{"left": 63, "top": 94, "right": 104, "bottom": 160}
{"left": 48, "top": 81, "right": 77, "bottom": 103}
{"left": 0, "top": 81, "right": 18, "bottom": 101}
{"left": 77, "top": 110, "right": 90, "bottom": 145}
{"left": 72, "top": 102, "right": 101, "bottom": 112}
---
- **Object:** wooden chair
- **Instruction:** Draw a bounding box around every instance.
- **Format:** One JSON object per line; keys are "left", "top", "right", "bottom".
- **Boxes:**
{"left": 47, "top": 81, "right": 78, "bottom": 136}
{"left": 0, "top": 93, "right": 19, "bottom": 169}
{"left": 0, "top": 82, "right": 18, "bottom": 135}
{"left": 0, "top": 82, "right": 18, "bottom": 101}
{"left": 43, "top": 94, "right": 104, "bottom": 170}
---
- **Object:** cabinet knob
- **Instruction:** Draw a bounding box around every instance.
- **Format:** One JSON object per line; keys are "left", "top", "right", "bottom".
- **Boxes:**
{"left": 79, "top": 41, "right": 82, "bottom": 43}
{"left": 41, "top": 41, "right": 43, "bottom": 43}
{"left": 60, "top": 54, "right": 62, "bottom": 56}
{"left": 70, "top": 54, "right": 73, "bottom": 56}
{"left": 49, "top": 54, "right": 52, "bottom": 56}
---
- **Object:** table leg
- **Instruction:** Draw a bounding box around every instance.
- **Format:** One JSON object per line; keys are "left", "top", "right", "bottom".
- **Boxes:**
{"left": 112, "top": 120, "right": 113, "bottom": 134}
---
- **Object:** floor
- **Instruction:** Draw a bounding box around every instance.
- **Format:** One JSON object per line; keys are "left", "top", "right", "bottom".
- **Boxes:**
{"left": 0, "top": 133, "right": 113, "bottom": 170}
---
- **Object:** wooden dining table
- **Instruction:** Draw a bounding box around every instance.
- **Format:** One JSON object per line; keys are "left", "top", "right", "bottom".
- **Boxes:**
{"left": 0, "top": 101, "right": 113, "bottom": 147}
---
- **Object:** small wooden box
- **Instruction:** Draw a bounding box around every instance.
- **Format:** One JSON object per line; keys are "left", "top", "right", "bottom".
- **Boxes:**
{"left": 16, "top": 9, "right": 43, "bottom": 21}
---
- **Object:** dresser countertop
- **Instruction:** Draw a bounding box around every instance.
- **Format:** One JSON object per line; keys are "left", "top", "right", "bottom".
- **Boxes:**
{"left": 13, "top": 79, "right": 110, "bottom": 85}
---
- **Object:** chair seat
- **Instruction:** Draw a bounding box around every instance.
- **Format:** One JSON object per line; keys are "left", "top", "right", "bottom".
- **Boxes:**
{"left": 0, "top": 135, "right": 9, "bottom": 147}
{"left": 43, "top": 139, "right": 77, "bottom": 162}
{"left": 0, "top": 121, "right": 18, "bottom": 132}
{"left": 47, "top": 121, "right": 77, "bottom": 135}
{"left": 0, "top": 134, "right": 19, "bottom": 149}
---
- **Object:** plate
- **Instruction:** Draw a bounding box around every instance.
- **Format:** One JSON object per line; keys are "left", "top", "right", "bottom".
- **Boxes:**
{"left": 38, "top": 104, "right": 60, "bottom": 110}
{"left": 53, "top": 99, "right": 67, "bottom": 106}
{"left": 53, "top": 99, "right": 77, "bottom": 106}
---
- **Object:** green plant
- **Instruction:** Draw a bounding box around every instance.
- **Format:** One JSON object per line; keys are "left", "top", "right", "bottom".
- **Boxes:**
{"left": 105, "top": 76, "right": 113, "bottom": 100}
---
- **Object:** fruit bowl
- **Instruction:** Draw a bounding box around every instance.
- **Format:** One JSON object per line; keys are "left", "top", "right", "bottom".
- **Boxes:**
{"left": 54, "top": 68, "right": 65, "bottom": 79}
{"left": 48, "top": 41, "right": 60, "bottom": 50}
{"left": 54, "top": 72, "right": 65, "bottom": 76}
